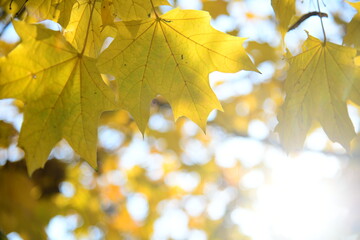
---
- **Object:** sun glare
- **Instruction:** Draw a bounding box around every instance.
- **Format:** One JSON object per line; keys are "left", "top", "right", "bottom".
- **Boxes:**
{"left": 238, "top": 148, "right": 348, "bottom": 240}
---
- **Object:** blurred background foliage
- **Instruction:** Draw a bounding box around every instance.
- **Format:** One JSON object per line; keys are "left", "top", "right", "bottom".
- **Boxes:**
{"left": 1, "top": 0, "right": 360, "bottom": 239}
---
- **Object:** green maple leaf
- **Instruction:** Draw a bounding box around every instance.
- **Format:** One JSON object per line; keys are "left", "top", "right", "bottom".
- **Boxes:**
{"left": 98, "top": 8, "right": 257, "bottom": 133}
{"left": 276, "top": 35, "right": 357, "bottom": 151}
{"left": 0, "top": 21, "right": 115, "bottom": 174}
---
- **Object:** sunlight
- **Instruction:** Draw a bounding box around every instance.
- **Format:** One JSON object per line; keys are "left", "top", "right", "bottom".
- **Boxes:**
{"left": 257, "top": 181, "right": 342, "bottom": 239}
{"left": 2, "top": 1, "right": 359, "bottom": 240}
{"left": 238, "top": 149, "right": 347, "bottom": 240}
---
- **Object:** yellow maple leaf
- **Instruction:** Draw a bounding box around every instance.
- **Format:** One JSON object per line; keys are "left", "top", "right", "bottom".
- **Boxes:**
{"left": 14, "top": 0, "right": 76, "bottom": 27}
{"left": 277, "top": 35, "right": 357, "bottom": 151}
{"left": 98, "top": 8, "right": 257, "bottom": 133}
{"left": 0, "top": 21, "right": 115, "bottom": 174}
{"left": 271, "top": 0, "right": 295, "bottom": 37}
{"left": 350, "top": 57, "right": 360, "bottom": 106}
{"left": 202, "top": 0, "right": 228, "bottom": 19}
{"left": 113, "top": 0, "right": 169, "bottom": 21}
{"left": 101, "top": 0, "right": 115, "bottom": 28}
{"left": 26, "top": 0, "right": 54, "bottom": 20}
{"left": 64, "top": 0, "right": 104, "bottom": 58}
{"left": 344, "top": 1, "right": 360, "bottom": 49}
{"left": 55, "top": 0, "right": 77, "bottom": 27}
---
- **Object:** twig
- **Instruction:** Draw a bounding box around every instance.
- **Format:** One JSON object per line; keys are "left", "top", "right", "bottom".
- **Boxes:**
{"left": 288, "top": 11, "right": 328, "bottom": 31}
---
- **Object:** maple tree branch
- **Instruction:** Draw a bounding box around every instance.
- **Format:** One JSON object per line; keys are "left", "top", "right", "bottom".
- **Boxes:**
{"left": 288, "top": 11, "right": 328, "bottom": 32}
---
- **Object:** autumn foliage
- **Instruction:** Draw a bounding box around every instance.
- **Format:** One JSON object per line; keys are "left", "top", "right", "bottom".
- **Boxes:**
{"left": 0, "top": 0, "right": 360, "bottom": 239}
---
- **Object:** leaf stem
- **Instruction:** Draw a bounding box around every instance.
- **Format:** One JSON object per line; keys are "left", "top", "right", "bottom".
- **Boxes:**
{"left": 150, "top": 0, "right": 159, "bottom": 19}
{"left": 317, "top": 0, "right": 327, "bottom": 45}
{"left": 80, "top": 0, "right": 97, "bottom": 56}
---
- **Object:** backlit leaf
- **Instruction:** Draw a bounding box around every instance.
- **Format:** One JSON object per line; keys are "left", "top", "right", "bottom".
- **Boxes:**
{"left": 202, "top": 0, "right": 228, "bottom": 19}
{"left": 0, "top": 22, "right": 115, "bottom": 174}
{"left": 344, "top": 1, "right": 360, "bottom": 49}
{"left": 56, "top": 0, "right": 77, "bottom": 27}
{"left": 113, "top": 0, "right": 170, "bottom": 21}
{"left": 271, "top": 0, "right": 295, "bottom": 37}
{"left": 98, "top": 9, "right": 257, "bottom": 132}
{"left": 24, "top": 0, "right": 76, "bottom": 27}
{"left": 277, "top": 35, "right": 357, "bottom": 151}
{"left": 26, "top": 0, "right": 54, "bottom": 20}
{"left": 64, "top": 0, "right": 103, "bottom": 58}
{"left": 101, "top": 0, "right": 115, "bottom": 28}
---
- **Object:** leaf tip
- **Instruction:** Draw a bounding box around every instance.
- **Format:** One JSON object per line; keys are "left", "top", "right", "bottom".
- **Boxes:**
{"left": 25, "top": 157, "right": 46, "bottom": 176}
{"left": 84, "top": 157, "right": 98, "bottom": 172}
{"left": 136, "top": 121, "right": 148, "bottom": 136}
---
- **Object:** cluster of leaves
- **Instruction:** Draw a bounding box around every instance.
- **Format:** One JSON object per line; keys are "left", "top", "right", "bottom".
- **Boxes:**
{"left": 0, "top": 0, "right": 256, "bottom": 174}
{"left": 0, "top": 0, "right": 359, "bottom": 175}
{"left": 272, "top": 0, "right": 360, "bottom": 153}
{"left": 1, "top": 0, "right": 360, "bottom": 239}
